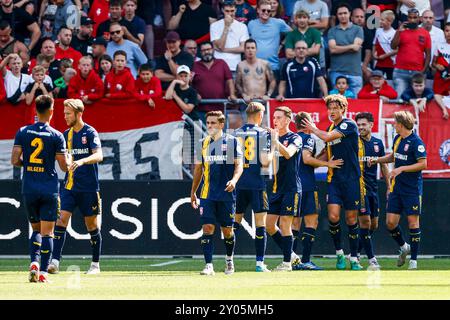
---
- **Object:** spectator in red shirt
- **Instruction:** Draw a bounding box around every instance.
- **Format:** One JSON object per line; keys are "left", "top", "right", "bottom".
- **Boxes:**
{"left": 391, "top": 8, "right": 432, "bottom": 97}
{"left": 104, "top": 50, "right": 135, "bottom": 99}
{"left": 68, "top": 56, "right": 104, "bottom": 104}
{"left": 433, "top": 22, "right": 450, "bottom": 120}
{"left": 358, "top": 70, "right": 398, "bottom": 101}
{"left": 0, "top": 73, "right": 6, "bottom": 103}
{"left": 98, "top": 54, "right": 113, "bottom": 80}
{"left": 28, "top": 39, "right": 61, "bottom": 83}
{"left": 89, "top": 0, "right": 113, "bottom": 37}
{"left": 134, "top": 63, "right": 163, "bottom": 108}
{"left": 55, "top": 26, "right": 83, "bottom": 70}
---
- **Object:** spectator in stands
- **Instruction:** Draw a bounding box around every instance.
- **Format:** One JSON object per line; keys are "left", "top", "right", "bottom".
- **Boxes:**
{"left": 277, "top": 39, "right": 327, "bottom": 99}
{"left": 281, "top": 0, "right": 298, "bottom": 18}
{"left": 88, "top": 0, "right": 110, "bottom": 37}
{"left": 421, "top": 10, "right": 445, "bottom": 70}
{"left": 168, "top": 0, "right": 217, "bottom": 42}
{"left": 0, "top": 0, "right": 41, "bottom": 53}
{"left": 184, "top": 39, "right": 200, "bottom": 61}
{"left": 329, "top": 75, "right": 356, "bottom": 98}
{"left": 372, "top": 10, "right": 397, "bottom": 80}
{"left": 285, "top": 10, "right": 321, "bottom": 61}
{"left": 433, "top": 22, "right": 450, "bottom": 119}
{"left": 0, "top": 73, "right": 6, "bottom": 103}
{"left": 248, "top": 0, "right": 292, "bottom": 80}
{"left": 0, "top": 21, "right": 29, "bottom": 65}
{"left": 361, "top": 0, "right": 397, "bottom": 14}
{"left": 68, "top": 55, "right": 104, "bottom": 103}
{"left": 351, "top": 7, "right": 375, "bottom": 83}
{"left": 53, "top": 58, "right": 72, "bottom": 96}
{"left": 391, "top": 8, "right": 431, "bottom": 97}
{"left": 330, "top": 0, "right": 363, "bottom": 27}
{"left": 1, "top": 53, "right": 31, "bottom": 104}
{"left": 123, "top": 0, "right": 146, "bottom": 47}
{"left": 136, "top": 0, "right": 158, "bottom": 59}
{"left": 92, "top": 37, "right": 107, "bottom": 72}
{"left": 28, "top": 39, "right": 61, "bottom": 82}
{"left": 53, "top": 0, "right": 79, "bottom": 40}
{"left": 134, "top": 63, "right": 163, "bottom": 108}
{"left": 155, "top": 31, "right": 194, "bottom": 90}
{"left": 235, "top": 0, "right": 257, "bottom": 25}
{"left": 192, "top": 41, "right": 236, "bottom": 113}
{"left": 71, "top": 17, "right": 95, "bottom": 56}
{"left": 401, "top": 73, "right": 434, "bottom": 112}
{"left": 164, "top": 65, "right": 198, "bottom": 115}
{"left": 210, "top": 0, "right": 249, "bottom": 74}
{"left": 34, "top": 54, "right": 57, "bottom": 87}
{"left": 106, "top": 22, "right": 148, "bottom": 78}
{"left": 54, "top": 67, "right": 77, "bottom": 98}
{"left": 328, "top": 2, "right": 364, "bottom": 96}
{"left": 270, "top": 0, "right": 289, "bottom": 22}
{"left": 292, "top": 0, "right": 329, "bottom": 31}
{"left": 25, "top": 65, "right": 53, "bottom": 105}
{"left": 399, "top": 0, "right": 430, "bottom": 22}
{"left": 104, "top": 50, "right": 136, "bottom": 99}
{"left": 357, "top": 70, "right": 398, "bottom": 101}
{"left": 98, "top": 54, "right": 113, "bottom": 80}
{"left": 96, "top": 0, "right": 141, "bottom": 45}
{"left": 55, "top": 27, "right": 83, "bottom": 70}
{"left": 235, "top": 38, "right": 276, "bottom": 102}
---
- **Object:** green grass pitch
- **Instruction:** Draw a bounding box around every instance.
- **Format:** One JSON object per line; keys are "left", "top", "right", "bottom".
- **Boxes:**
{"left": 1, "top": 258, "right": 449, "bottom": 300}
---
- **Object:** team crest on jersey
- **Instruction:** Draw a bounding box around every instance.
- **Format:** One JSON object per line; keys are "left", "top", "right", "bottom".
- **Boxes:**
{"left": 303, "top": 66, "right": 308, "bottom": 72}
{"left": 340, "top": 122, "right": 348, "bottom": 130}
{"left": 82, "top": 136, "right": 87, "bottom": 144}
{"left": 374, "top": 145, "right": 379, "bottom": 153}
{"left": 283, "top": 140, "right": 289, "bottom": 147}
{"left": 439, "top": 139, "right": 450, "bottom": 165}
{"left": 116, "top": 84, "right": 123, "bottom": 90}
{"left": 404, "top": 144, "right": 409, "bottom": 152}
{"left": 199, "top": 207, "right": 203, "bottom": 216}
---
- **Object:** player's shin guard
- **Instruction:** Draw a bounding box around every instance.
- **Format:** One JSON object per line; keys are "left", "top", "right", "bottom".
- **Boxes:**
{"left": 282, "top": 235, "right": 293, "bottom": 263}
{"left": 389, "top": 225, "right": 406, "bottom": 247}
{"left": 201, "top": 234, "right": 214, "bottom": 264}
{"left": 255, "top": 227, "right": 266, "bottom": 262}
{"left": 301, "top": 228, "right": 316, "bottom": 263}
{"left": 89, "top": 228, "right": 102, "bottom": 263}
{"left": 29, "top": 231, "right": 42, "bottom": 264}
{"left": 409, "top": 228, "right": 421, "bottom": 260}
{"left": 348, "top": 224, "right": 359, "bottom": 258}
{"left": 292, "top": 229, "right": 300, "bottom": 253}
{"left": 52, "top": 226, "right": 66, "bottom": 262}
{"left": 40, "top": 236, "right": 53, "bottom": 273}
{"left": 359, "top": 228, "right": 374, "bottom": 259}
{"left": 224, "top": 234, "right": 235, "bottom": 258}
{"left": 270, "top": 230, "right": 284, "bottom": 250}
{"left": 329, "top": 221, "right": 342, "bottom": 250}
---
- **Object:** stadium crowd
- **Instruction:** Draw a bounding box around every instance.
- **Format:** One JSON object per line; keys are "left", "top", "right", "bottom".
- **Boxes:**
{"left": 0, "top": 0, "right": 450, "bottom": 120}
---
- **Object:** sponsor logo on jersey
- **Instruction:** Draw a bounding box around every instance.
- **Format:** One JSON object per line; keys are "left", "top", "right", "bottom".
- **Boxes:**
{"left": 204, "top": 155, "right": 228, "bottom": 162}
{"left": 328, "top": 138, "right": 342, "bottom": 146}
{"left": 394, "top": 153, "right": 408, "bottom": 161}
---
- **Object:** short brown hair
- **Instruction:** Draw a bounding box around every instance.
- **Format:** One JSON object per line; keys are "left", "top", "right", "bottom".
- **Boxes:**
{"left": 32, "top": 65, "right": 46, "bottom": 75}
{"left": 36, "top": 53, "right": 52, "bottom": 65}
{"left": 394, "top": 111, "right": 415, "bottom": 130}
{"left": 295, "top": 10, "right": 310, "bottom": 19}
{"left": 64, "top": 98, "right": 85, "bottom": 113}
{"left": 324, "top": 94, "right": 348, "bottom": 112}
{"left": 246, "top": 101, "right": 265, "bottom": 116}
{"left": 411, "top": 73, "right": 425, "bottom": 84}
{"left": 294, "top": 111, "right": 312, "bottom": 130}
{"left": 35, "top": 95, "right": 54, "bottom": 114}
{"left": 206, "top": 110, "right": 225, "bottom": 123}
{"left": 275, "top": 106, "right": 293, "bottom": 119}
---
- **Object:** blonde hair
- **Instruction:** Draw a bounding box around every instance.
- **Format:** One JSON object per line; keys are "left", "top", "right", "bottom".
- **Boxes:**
{"left": 275, "top": 106, "right": 293, "bottom": 120}
{"left": 205, "top": 110, "right": 225, "bottom": 123}
{"left": 381, "top": 10, "right": 395, "bottom": 22}
{"left": 63, "top": 98, "right": 85, "bottom": 113}
{"left": 324, "top": 94, "right": 348, "bottom": 112}
{"left": 394, "top": 111, "right": 415, "bottom": 130}
{"left": 246, "top": 101, "right": 265, "bottom": 116}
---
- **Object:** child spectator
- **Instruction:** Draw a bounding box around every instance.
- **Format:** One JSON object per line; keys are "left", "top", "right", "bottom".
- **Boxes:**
{"left": 53, "top": 58, "right": 73, "bottom": 96}
{"left": 329, "top": 76, "right": 356, "bottom": 98}
{"left": 98, "top": 54, "right": 113, "bottom": 80}
{"left": 104, "top": 50, "right": 135, "bottom": 99}
{"left": 24, "top": 65, "right": 53, "bottom": 105}
{"left": 134, "top": 63, "right": 162, "bottom": 108}
{"left": 358, "top": 70, "right": 398, "bottom": 101}
{"left": 401, "top": 73, "right": 434, "bottom": 112}
{"left": 34, "top": 54, "right": 55, "bottom": 89}
{"left": 372, "top": 10, "right": 398, "bottom": 80}
{"left": 68, "top": 56, "right": 105, "bottom": 104}
{"left": 54, "top": 68, "right": 77, "bottom": 98}
{"left": 164, "top": 65, "right": 198, "bottom": 115}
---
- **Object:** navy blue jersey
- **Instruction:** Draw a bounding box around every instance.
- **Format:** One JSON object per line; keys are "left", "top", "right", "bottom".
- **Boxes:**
{"left": 234, "top": 124, "right": 271, "bottom": 190}
{"left": 359, "top": 136, "right": 385, "bottom": 195}
{"left": 281, "top": 57, "right": 323, "bottom": 98}
{"left": 64, "top": 124, "right": 101, "bottom": 192}
{"left": 273, "top": 131, "right": 302, "bottom": 194}
{"left": 326, "top": 118, "right": 360, "bottom": 183}
{"left": 298, "top": 132, "right": 316, "bottom": 192}
{"left": 391, "top": 133, "right": 426, "bottom": 196}
{"left": 197, "top": 133, "right": 243, "bottom": 202}
{"left": 13, "top": 122, "right": 66, "bottom": 194}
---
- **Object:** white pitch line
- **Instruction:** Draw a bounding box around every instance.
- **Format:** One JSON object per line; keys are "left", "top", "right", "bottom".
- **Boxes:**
{"left": 149, "top": 261, "right": 182, "bottom": 267}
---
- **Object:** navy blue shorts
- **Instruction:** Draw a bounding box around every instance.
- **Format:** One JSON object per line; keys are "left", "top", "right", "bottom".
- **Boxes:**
{"left": 387, "top": 193, "right": 422, "bottom": 216}
{"left": 199, "top": 199, "right": 235, "bottom": 227}
{"left": 327, "top": 179, "right": 362, "bottom": 211}
{"left": 268, "top": 192, "right": 301, "bottom": 217}
{"left": 60, "top": 189, "right": 101, "bottom": 217}
{"left": 236, "top": 189, "right": 269, "bottom": 214}
{"left": 23, "top": 193, "right": 60, "bottom": 223}
{"left": 299, "top": 191, "right": 320, "bottom": 217}
{"left": 367, "top": 193, "right": 380, "bottom": 219}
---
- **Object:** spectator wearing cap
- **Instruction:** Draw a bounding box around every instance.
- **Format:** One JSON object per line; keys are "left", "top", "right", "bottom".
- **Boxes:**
{"left": 96, "top": 0, "right": 141, "bottom": 45}
{"left": 71, "top": 17, "right": 95, "bottom": 56}
{"left": 248, "top": 0, "right": 292, "bottom": 80}
{"left": 164, "top": 64, "right": 198, "bottom": 115}
{"left": 328, "top": 2, "right": 364, "bottom": 97}
{"left": 391, "top": 8, "right": 431, "bottom": 97}
{"left": 106, "top": 22, "right": 148, "bottom": 78}
{"left": 104, "top": 50, "right": 136, "bottom": 99}
{"left": 357, "top": 70, "right": 397, "bottom": 101}
{"left": 123, "top": 0, "right": 145, "bottom": 47}
{"left": 235, "top": 0, "right": 257, "bottom": 25}
{"left": 68, "top": 55, "right": 104, "bottom": 104}
{"left": 134, "top": 63, "right": 162, "bottom": 107}
{"left": 168, "top": 0, "right": 217, "bottom": 42}
{"left": 91, "top": 37, "right": 107, "bottom": 72}
{"left": 155, "top": 31, "right": 194, "bottom": 90}
{"left": 55, "top": 26, "right": 83, "bottom": 70}
{"left": 210, "top": 0, "right": 249, "bottom": 73}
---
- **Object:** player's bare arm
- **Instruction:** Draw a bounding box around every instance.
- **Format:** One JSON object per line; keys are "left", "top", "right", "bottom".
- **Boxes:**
{"left": 190, "top": 163, "right": 203, "bottom": 209}
{"left": 225, "top": 158, "right": 243, "bottom": 192}
{"left": 277, "top": 140, "right": 298, "bottom": 160}
{"left": 301, "top": 118, "right": 343, "bottom": 143}
{"left": 303, "top": 149, "right": 343, "bottom": 168}
{"left": 389, "top": 158, "right": 427, "bottom": 180}
{"left": 56, "top": 152, "right": 69, "bottom": 172}
{"left": 69, "top": 148, "right": 103, "bottom": 171}
{"left": 370, "top": 152, "right": 394, "bottom": 166}
{"left": 10, "top": 146, "right": 23, "bottom": 167}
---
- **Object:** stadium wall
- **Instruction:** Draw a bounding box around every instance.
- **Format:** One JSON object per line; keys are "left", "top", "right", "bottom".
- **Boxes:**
{"left": 1, "top": 180, "right": 449, "bottom": 256}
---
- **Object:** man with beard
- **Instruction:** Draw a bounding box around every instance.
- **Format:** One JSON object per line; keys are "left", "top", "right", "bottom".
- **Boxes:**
{"left": 0, "top": 20, "right": 29, "bottom": 64}
{"left": 28, "top": 39, "right": 61, "bottom": 83}
{"left": 71, "top": 17, "right": 95, "bottom": 56}
{"left": 55, "top": 27, "right": 83, "bottom": 70}
{"left": 192, "top": 41, "right": 236, "bottom": 116}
